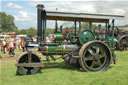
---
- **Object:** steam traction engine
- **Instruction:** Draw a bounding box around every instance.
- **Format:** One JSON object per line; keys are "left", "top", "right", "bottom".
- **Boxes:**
{"left": 114, "top": 27, "right": 128, "bottom": 50}
{"left": 16, "top": 4, "right": 124, "bottom": 75}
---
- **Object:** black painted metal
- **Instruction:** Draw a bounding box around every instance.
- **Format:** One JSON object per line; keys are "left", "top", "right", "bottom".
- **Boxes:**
{"left": 112, "top": 19, "right": 115, "bottom": 48}
{"left": 89, "top": 22, "right": 92, "bottom": 30}
{"left": 37, "top": 8, "right": 43, "bottom": 44}
{"left": 42, "top": 10, "right": 46, "bottom": 41}
{"left": 74, "top": 20, "right": 76, "bottom": 36}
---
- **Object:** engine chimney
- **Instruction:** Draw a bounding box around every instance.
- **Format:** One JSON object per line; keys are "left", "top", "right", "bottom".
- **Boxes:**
{"left": 36, "top": 4, "right": 44, "bottom": 44}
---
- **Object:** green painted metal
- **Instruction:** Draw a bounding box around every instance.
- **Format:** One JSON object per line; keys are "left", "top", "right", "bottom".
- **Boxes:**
{"left": 55, "top": 32, "right": 63, "bottom": 41}
{"left": 79, "top": 30, "right": 95, "bottom": 45}
{"left": 106, "top": 36, "right": 118, "bottom": 42}
{"left": 43, "top": 44, "right": 78, "bottom": 55}
{"left": 106, "top": 36, "right": 118, "bottom": 48}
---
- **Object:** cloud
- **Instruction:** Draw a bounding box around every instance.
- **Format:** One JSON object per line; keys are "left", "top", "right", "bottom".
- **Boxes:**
{"left": 113, "top": 8, "right": 126, "bottom": 15}
{"left": 6, "top": 2, "right": 22, "bottom": 9}
{"left": 13, "top": 11, "right": 37, "bottom": 29}
{"left": 76, "top": 4, "right": 96, "bottom": 13}
{"left": 3, "top": 0, "right": 127, "bottom": 29}
{"left": 14, "top": 11, "right": 36, "bottom": 22}
{"left": 25, "top": 1, "right": 128, "bottom": 27}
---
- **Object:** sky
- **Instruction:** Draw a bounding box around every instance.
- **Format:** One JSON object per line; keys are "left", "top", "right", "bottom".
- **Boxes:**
{"left": 0, "top": 0, "right": 128, "bottom": 29}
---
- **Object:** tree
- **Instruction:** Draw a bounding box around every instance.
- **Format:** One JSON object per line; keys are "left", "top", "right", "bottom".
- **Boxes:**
{"left": 46, "top": 28, "right": 54, "bottom": 35}
{"left": 15, "top": 27, "right": 37, "bottom": 37}
{"left": 81, "top": 22, "right": 89, "bottom": 30}
{"left": 26, "top": 27, "right": 37, "bottom": 37}
{"left": 81, "top": 22, "right": 97, "bottom": 30}
{"left": 0, "top": 12, "right": 18, "bottom": 32}
{"left": 19, "top": 29, "right": 27, "bottom": 34}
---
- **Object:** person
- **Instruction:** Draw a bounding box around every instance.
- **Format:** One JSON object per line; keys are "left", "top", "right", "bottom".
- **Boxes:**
{"left": 64, "top": 28, "right": 70, "bottom": 41}
{"left": 45, "top": 36, "right": 56, "bottom": 61}
{"left": 2, "top": 40, "right": 6, "bottom": 54}
{"left": 16, "top": 39, "right": 21, "bottom": 50}
{"left": 20, "top": 39, "right": 24, "bottom": 52}
{"left": 0, "top": 42, "right": 2, "bottom": 52}
{"left": 0, "top": 40, "right": 2, "bottom": 52}
{"left": 0, "top": 54, "right": 2, "bottom": 58}
{"left": 46, "top": 55, "right": 56, "bottom": 61}
{"left": 22, "top": 40, "right": 26, "bottom": 52}
{"left": 8, "top": 39, "right": 15, "bottom": 57}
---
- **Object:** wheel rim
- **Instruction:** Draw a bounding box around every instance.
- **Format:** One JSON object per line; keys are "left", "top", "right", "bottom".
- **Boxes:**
{"left": 120, "top": 36, "right": 128, "bottom": 50}
{"left": 17, "top": 53, "right": 41, "bottom": 75}
{"left": 80, "top": 41, "right": 111, "bottom": 72}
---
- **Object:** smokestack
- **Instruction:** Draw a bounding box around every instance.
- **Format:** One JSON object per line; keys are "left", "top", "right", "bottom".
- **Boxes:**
{"left": 36, "top": 4, "right": 44, "bottom": 44}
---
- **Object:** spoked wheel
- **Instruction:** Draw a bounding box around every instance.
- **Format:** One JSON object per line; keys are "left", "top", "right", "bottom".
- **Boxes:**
{"left": 118, "top": 35, "right": 128, "bottom": 51}
{"left": 79, "top": 41, "right": 112, "bottom": 72}
{"left": 17, "top": 52, "right": 41, "bottom": 75}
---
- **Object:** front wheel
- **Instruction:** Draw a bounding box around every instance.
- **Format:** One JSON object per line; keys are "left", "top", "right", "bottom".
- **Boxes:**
{"left": 118, "top": 35, "right": 128, "bottom": 51}
{"left": 79, "top": 41, "right": 112, "bottom": 72}
{"left": 17, "top": 52, "right": 41, "bottom": 75}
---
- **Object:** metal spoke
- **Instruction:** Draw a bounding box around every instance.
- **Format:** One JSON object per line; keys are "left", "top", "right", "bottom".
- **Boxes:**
{"left": 90, "top": 61, "right": 95, "bottom": 68}
{"left": 96, "top": 48, "right": 100, "bottom": 55}
{"left": 100, "top": 48, "right": 104, "bottom": 54}
{"left": 98, "top": 55, "right": 105, "bottom": 59}
{"left": 97, "top": 59, "right": 102, "bottom": 66}
{"left": 28, "top": 52, "right": 32, "bottom": 63}
{"left": 85, "top": 56, "right": 93, "bottom": 61}
{"left": 88, "top": 48, "right": 95, "bottom": 55}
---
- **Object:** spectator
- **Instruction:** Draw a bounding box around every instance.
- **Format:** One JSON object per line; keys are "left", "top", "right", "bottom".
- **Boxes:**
{"left": 0, "top": 54, "right": 2, "bottom": 58}
{"left": 8, "top": 39, "right": 15, "bottom": 57}
{"left": 2, "top": 40, "right": 6, "bottom": 54}
{"left": 0, "top": 42, "right": 2, "bottom": 52}
{"left": 16, "top": 39, "right": 21, "bottom": 50}
{"left": 46, "top": 55, "right": 56, "bottom": 61}
{"left": 45, "top": 36, "right": 56, "bottom": 61}
{"left": 20, "top": 39, "right": 24, "bottom": 51}
{"left": 22, "top": 40, "right": 26, "bottom": 52}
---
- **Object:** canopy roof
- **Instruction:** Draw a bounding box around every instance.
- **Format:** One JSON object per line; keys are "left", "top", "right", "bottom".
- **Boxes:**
{"left": 46, "top": 11, "right": 124, "bottom": 22}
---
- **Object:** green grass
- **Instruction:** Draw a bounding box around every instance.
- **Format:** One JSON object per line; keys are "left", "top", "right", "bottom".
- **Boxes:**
{"left": 0, "top": 50, "right": 128, "bottom": 85}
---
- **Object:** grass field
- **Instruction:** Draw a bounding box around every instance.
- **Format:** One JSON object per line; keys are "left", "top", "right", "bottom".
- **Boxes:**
{"left": 0, "top": 49, "right": 128, "bottom": 85}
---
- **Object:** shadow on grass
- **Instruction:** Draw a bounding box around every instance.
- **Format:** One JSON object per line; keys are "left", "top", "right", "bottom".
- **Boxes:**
{"left": 42, "top": 61, "right": 82, "bottom": 72}
{"left": 108, "top": 65, "right": 114, "bottom": 69}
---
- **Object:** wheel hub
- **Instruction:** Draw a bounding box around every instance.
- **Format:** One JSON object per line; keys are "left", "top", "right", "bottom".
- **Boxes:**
{"left": 93, "top": 54, "right": 99, "bottom": 61}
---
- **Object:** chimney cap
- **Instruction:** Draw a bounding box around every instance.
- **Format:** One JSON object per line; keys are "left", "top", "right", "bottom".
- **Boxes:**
{"left": 36, "top": 4, "right": 44, "bottom": 9}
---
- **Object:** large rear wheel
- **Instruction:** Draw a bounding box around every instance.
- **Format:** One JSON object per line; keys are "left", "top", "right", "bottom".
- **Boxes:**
{"left": 79, "top": 41, "right": 112, "bottom": 72}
